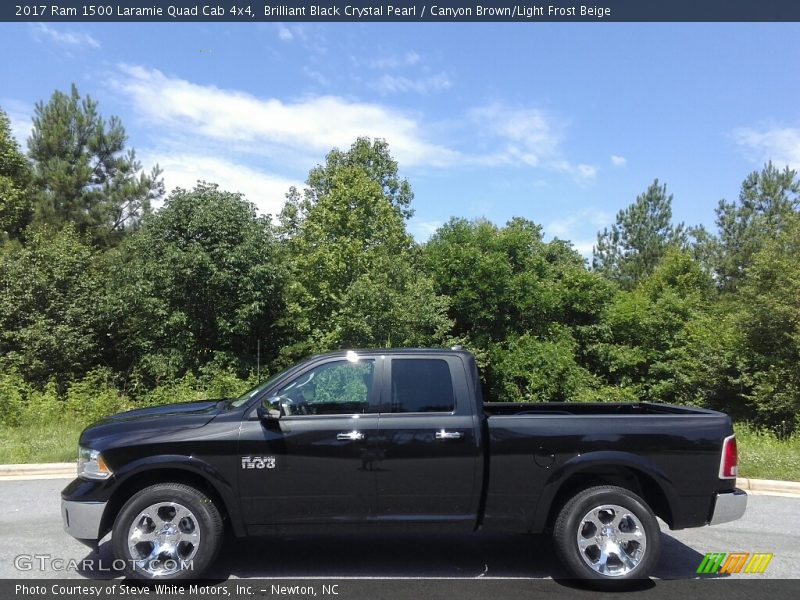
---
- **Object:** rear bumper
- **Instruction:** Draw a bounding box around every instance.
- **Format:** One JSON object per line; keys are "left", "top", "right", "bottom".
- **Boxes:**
{"left": 709, "top": 488, "right": 747, "bottom": 525}
{"left": 61, "top": 498, "right": 106, "bottom": 543}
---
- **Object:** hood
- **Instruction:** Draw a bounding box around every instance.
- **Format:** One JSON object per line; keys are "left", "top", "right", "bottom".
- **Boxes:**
{"left": 79, "top": 399, "right": 227, "bottom": 449}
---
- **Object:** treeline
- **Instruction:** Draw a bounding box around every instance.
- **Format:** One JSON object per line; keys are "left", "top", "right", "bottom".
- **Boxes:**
{"left": 1, "top": 86, "right": 799, "bottom": 435}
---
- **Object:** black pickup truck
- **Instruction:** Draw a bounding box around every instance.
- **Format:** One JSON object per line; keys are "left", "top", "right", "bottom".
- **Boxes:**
{"left": 62, "top": 348, "right": 746, "bottom": 584}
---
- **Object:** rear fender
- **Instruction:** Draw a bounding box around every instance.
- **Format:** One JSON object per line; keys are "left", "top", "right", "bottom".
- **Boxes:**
{"left": 529, "top": 450, "right": 678, "bottom": 531}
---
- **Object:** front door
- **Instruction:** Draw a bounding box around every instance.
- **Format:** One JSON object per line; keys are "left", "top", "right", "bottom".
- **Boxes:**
{"left": 238, "top": 356, "right": 381, "bottom": 527}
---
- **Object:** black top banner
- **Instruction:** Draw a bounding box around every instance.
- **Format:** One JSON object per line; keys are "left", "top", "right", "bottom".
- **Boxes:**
{"left": 4, "top": 1, "right": 800, "bottom": 22}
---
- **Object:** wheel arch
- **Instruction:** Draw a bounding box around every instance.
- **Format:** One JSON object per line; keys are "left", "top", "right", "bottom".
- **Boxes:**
{"left": 99, "top": 458, "right": 245, "bottom": 540}
{"left": 532, "top": 451, "right": 677, "bottom": 532}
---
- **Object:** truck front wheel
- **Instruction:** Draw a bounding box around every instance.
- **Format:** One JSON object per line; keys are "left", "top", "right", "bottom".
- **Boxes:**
{"left": 112, "top": 482, "right": 223, "bottom": 579}
{"left": 553, "top": 485, "right": 661, "bottom": 586}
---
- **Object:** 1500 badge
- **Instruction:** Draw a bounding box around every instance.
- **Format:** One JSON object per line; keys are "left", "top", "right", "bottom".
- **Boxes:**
{"left": 241, "top": 456, "right": 276, "bottom": 469}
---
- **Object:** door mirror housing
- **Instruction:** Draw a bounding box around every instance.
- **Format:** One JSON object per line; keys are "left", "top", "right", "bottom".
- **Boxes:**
{"left": 257, "top": 396, "right": 284, "bottom": 421}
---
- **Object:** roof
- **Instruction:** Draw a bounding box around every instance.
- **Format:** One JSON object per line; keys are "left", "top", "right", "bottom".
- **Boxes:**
{"left": 309, "top": 347, "right": 474, "bottom": 360}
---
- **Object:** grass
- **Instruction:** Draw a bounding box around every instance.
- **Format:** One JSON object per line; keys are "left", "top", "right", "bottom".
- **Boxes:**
{"left": 0, "top": 420, "right": 85, "bottom": 464}
{"left": 735, "top": 423, "right": 800, "bottom": 481}
{"left": 1, "top": 420, "right": 798, "bottom": 483}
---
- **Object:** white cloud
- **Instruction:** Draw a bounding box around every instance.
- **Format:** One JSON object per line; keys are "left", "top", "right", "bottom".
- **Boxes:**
{"left": 547, "top": 218, "right": 575, "bottom": 239}
{"left": 570, "top": 240, "right": 596, "bottom": 258}
{"left": 408, "top": 219, "right": 443, "bottom": 241}
{"left": 370, "top": 52, "right": 421, "bottom": 69}
{"left": 111, "top": 66, "right": 601, "bottom": 187}
{"left": 302, "top": 67, "right": 329, "bottom": 86}
{"left": 734, "top": 125, "right": 800, "bottom": 170}
{"left": 1, "top": 99, "right": 32, "bottom": 146}
{"left": 366, "top": 50, "right": 451, "bottom": 95}
{"left": 547, "top": 208, "right": 610, "bottom": 241}
{"left": 373, "top": 73, "right": 452, "bottom": 95}
{"left": 275, "top": 24, "right": 309, "bottom": 42}
{"left": 113, "top": 65, "right": 458, "bottom": 168}
{"left": 472, "top": 105, "right": 561, "bottom": 166}
{"left": 145, "top": 152, "right": 302, "bottom": 217}
{"left": 471, "top": 104, "right": 597, "bottom": 181}
{"left": 30, "top": 23, "right": 100, "bottom": 49}
{"left": 573, "top": 163, "right": 598, "bottom": 180}
{"left": 271, "top": 24, "right": 323, "bottom": 52}
{"left": 610, "top": 154, "right": 627, "bottom": 167}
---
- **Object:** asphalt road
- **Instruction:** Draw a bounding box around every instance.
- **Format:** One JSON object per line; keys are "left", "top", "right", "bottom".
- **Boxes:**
{"left": 0, "top": 478, "right": 797, "bottom": 583}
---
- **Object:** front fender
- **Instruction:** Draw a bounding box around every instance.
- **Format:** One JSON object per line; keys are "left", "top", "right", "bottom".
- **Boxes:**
{"left": 92, "top": 455, "right": 245, "bottom": 538}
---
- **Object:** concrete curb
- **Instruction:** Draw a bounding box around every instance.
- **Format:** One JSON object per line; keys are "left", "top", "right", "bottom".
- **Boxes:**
{"left": 0, "top": 464, "right": 798, "bottom": 495}
{"left": 736, "top": 477, "right": 800, "bottom": 495}
{"left": 0, "top": 462, "right": 75, "bottom": 478}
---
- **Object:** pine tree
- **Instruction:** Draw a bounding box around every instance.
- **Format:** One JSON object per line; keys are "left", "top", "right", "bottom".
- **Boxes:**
{"left": 710, "top": 162, "right": 799, "bottom": 290}
{"left": 27, "top": 84, "right": 163, "bottom": 246}
{"left": 593, "top": 179, "right": 686, "bottom": 289}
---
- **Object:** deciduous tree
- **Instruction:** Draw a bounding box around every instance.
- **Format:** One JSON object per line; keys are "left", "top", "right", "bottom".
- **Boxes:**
{"left": 106, "top": 183, "right": 285, "bottom": 382}
{"left": 279, "top": 137, "right": 450, "bottom": 361}
{"left": 0, "top": 225, "right": 103, "bottom": 386}
{"left": 0, "top": 108, "right": 32, "bottom": 241}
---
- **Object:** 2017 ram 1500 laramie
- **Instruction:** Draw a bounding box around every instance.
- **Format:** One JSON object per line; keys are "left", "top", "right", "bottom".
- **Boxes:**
{"left": 62, "top": 348, "right": 746, "bottom": 584}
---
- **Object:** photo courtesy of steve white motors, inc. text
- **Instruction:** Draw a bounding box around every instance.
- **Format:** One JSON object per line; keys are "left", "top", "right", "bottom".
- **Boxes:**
{"left": 14, "top": 583, "right": 341, "bottom": 596}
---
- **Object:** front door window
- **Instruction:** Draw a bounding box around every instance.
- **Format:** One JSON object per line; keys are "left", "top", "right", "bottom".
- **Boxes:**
{"left": 275, "top": 359, "right": 376, "bottom": 416}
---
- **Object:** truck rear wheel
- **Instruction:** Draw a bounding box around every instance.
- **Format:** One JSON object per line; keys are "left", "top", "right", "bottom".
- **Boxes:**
{"left": 553, "top": 485, "right": 660, "bottom": 586}
{"left": 112, "top": 482, "right": 223, "bottom": 579}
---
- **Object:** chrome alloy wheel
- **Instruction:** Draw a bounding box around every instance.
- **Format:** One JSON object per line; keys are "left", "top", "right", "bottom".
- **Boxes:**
{"left": 127, "top": 502, "right": 200, "bottom": 577}
{"left": 576, "top": 504, "right": 647, "bottom": 577}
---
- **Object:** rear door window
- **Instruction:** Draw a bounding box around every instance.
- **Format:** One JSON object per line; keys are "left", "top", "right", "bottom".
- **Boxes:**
{"left": 389, "top": 359, "right": 455, "bottom": 413}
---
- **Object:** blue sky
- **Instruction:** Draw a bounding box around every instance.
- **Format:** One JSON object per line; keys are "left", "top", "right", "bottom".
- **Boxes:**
{"left": 1, "top": 22, "right": 799, "bottom": 254}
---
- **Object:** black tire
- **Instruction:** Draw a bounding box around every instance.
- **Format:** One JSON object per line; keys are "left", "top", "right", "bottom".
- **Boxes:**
{"left": 553, "top": 485, "right": 661, "bottom": 587}
{"left": 112, "top": 483, "right": 223, "bottom": 579}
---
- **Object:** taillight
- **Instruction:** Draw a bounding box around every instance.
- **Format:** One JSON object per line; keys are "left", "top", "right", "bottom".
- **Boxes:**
{"left": 719, "top": 434, "right": 738, "bottom": 479}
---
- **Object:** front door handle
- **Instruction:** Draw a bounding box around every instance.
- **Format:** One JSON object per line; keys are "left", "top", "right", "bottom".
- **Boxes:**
{"left": 435, "top": 430, "right": 464, "bottom": 441}
{"left": 337, "top": 431, "right": 366, "bottom": 441}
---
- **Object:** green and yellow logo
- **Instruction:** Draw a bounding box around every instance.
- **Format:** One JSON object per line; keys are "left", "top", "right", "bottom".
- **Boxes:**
{"left": 696, "top": 552, "right": 773, "bottom": 574}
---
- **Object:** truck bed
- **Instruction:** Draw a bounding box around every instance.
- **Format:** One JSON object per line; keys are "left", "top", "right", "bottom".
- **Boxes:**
{"left": 481, "top": 401, "right": 733, "bottom": 533}
{"left": 483, "top": 401, "right": 715, "bottom": 416}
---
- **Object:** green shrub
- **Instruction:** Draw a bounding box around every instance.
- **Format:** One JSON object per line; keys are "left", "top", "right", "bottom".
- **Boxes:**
{"left": 137, "top": 372, "right": 206, "bottom": 407}
{"left": 735, "top": 422, "right": 800, "bottom": 480}
{"left": 17, "top": 380, "right": 61, "bottom": 426}
{"left": 490, "top": 329, "right": 598, "bottom": 403}
{"left": 63, "top": 368, "right": 130, "bottom": 424}
{"left": 199, "top": 361, "right": 253, "bottom": 399}
{"left": 574, "top": 385, "right": 640, "bottom": 403}
{"left": 0, "top": 420, "right": 85, "bottom": 463}
{"left": 0, "top": 369, "right": 31, "bottom": 427}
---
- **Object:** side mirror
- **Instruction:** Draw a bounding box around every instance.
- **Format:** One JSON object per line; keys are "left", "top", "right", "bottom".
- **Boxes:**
{"left": 257, "top": 396, "right": 284, "bottom": 421}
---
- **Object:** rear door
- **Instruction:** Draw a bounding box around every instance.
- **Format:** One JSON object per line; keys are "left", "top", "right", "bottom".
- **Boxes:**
{"left": 374, "top": 354, "right": 482, "bottom": 529}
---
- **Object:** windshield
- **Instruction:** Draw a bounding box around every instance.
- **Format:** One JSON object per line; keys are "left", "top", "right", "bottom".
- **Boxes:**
{"left": 226, "top": 368, "right": 288, "bottom": 408}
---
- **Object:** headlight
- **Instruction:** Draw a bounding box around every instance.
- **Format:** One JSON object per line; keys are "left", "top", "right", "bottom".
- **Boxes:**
{"left": 77, "top": 446, "right": 112, "bottom": 480}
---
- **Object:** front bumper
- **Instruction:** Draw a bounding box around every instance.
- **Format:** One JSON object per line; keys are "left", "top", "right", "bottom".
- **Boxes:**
{"left": 61, "top": 498, "right": 107, "bottom": 543}
{"left": 709, "top": 488, "right": 747, "bottom": 525}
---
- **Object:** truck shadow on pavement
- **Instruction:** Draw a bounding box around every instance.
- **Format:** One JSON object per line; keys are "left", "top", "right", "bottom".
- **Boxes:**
{"left": 79, "top": 530, "right": 718, "bottom": 582}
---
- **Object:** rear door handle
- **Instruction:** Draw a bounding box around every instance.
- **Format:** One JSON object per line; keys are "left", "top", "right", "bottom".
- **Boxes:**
{"left": 435, "top": 430, "right": 464, "bottom": 441}
{"left": 337, "top": 431, "right": 366, "bottom": 441}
